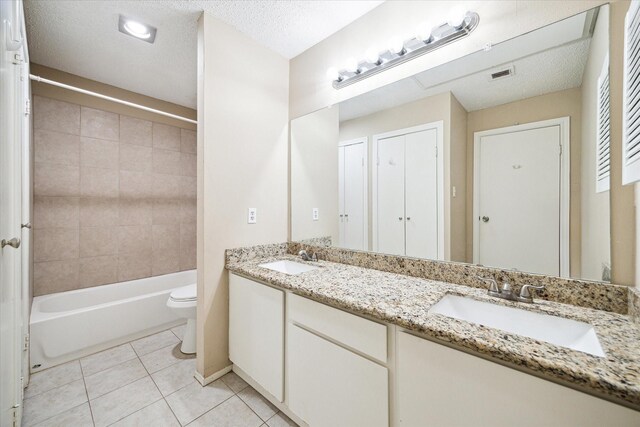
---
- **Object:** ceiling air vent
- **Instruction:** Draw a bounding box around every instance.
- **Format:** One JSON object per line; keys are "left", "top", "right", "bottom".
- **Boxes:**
{"left": 488, "top": 65, "right": 515, "bottom": 82}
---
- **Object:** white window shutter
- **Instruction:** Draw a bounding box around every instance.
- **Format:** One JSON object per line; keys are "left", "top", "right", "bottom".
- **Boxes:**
{"left": 596, "top": 54, "right": 610, "bottom": 193}
{"left": 623, "top": 0, "right": 640, "bottom": 185}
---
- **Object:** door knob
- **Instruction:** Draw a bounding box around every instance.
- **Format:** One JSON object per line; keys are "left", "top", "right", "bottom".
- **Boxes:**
{"left": 406, "top": 217, "right": 411, "bottom": 221}
{"left": 482, "top": 216, "right": 490, "bottom": 223}
{"left": 1, "top": 237, "right": 20, "bottom": 249}
{"left": 398, "top": 217, "right": 403, "bottom": 221}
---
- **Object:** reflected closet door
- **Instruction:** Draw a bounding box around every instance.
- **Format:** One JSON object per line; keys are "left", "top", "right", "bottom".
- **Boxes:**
{"left": 343, "top": 143, "right": 365, "bottom": 250}
{"left": 376, "top": 135, "right": 405, "bottom": 256}
{"left": 405, "top": 129, "right": 439, "bottom": 259}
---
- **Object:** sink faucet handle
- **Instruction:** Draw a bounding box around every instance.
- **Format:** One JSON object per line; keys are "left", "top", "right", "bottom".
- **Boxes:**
{"left": 519, "top": 284, "right": 545, "bottom": 300}
{"left": 501, "top": 282, "right": 512, "bottom": 293}
{"left": 477, "top": 276, "right": 500, "bottom": 293}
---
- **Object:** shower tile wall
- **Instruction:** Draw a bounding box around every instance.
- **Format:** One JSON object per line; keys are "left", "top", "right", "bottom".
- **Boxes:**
{"left": 33, "top": 96, "right": 197, "bottom": 296}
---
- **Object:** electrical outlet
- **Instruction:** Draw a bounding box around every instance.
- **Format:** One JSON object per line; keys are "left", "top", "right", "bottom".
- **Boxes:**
{"left": 247, "top": 208, "right": 257, "bottom": 224}
{"left": 312, "top": 208, "right": 319, "bottom": 221}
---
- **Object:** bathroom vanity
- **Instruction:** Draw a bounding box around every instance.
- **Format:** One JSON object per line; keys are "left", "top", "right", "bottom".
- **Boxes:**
{"left": 226, "top": 250, "right": 640, "bottom": 427}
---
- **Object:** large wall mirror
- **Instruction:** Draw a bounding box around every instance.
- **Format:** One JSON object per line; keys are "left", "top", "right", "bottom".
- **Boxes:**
{"left": 291, "top": 5, "right": 613, "bottom": 282}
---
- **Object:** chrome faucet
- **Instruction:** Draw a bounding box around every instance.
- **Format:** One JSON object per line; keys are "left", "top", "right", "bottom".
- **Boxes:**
{"left": 477, "top": 276, "right": 545, "bottom": 304}
{"left": 298, "top": 250, "right": 318, "bottom": 262}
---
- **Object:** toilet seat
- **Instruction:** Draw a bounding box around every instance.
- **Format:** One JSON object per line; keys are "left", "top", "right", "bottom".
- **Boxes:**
{"left": 169, "top": 284, "right": 196, "bottom": 302}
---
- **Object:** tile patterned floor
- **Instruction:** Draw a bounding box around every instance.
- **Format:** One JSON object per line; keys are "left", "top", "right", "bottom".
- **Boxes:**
{"left": 22, "top": 325, "right": 298, "bottom": 427}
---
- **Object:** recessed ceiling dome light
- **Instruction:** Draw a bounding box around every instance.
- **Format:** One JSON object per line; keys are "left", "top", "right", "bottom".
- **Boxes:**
{"left": 124, "top": 20, "right": 151, "bottom": 39}
{"left": 118, "top": 15, "right": 157, "bottom": 43}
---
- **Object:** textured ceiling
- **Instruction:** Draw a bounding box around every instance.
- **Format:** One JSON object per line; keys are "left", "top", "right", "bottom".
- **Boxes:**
{"left": 339, "top": 9, "right": 594, "bottom": 121}
{"left": 24, "top": 0, "right": 383, "bottom": 108}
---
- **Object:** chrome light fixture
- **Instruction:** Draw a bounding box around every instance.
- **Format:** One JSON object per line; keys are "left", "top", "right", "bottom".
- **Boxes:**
{"left": 118, "top": 15, "right": 157, "bottom": 43}
{"left": 329, "top": 11, "right": 479, "bottom": 89}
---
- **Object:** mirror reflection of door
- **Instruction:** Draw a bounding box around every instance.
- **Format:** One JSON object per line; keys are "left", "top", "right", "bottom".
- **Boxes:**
{"left": 374, "top": 123, "right": 442, "bottom": 260}
{"left": 338, "top": 138, "right": 367, "bottom": 250}
{"left": 473, "top": 118, "right": 569, "bottom": 276}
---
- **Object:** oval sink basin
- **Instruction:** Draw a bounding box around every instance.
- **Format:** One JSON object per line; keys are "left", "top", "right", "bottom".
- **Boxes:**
{"left": 429, "top": 294, "right": 605, "bottom": 357}
{"left": 258, "top": 260, "right": 319, "bottom": 275}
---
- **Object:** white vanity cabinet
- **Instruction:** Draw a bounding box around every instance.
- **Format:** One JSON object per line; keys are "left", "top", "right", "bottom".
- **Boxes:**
{"left": 287, "top": 294, "right": 389, "bottom": 427}
{"left": 397, "top": 331, "right": 640, "bottom": 427}
{"left": 229, "top": 273, "right": 284, "bottom": 401}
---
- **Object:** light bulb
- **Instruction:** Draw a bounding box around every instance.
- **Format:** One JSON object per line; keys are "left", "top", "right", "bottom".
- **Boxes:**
{"left": 365, "top": 46, "right": 380, "bottom": 64}
{"left": 446, "top": 6, "right": 468, "bottom": 28}
{"left": 124, "top": 20, "right": 151, "bottom": 39}
{"left": 326, "top": 67, "right": 340, "bottom": 82}
{"left": 388, "top": 36, "right": 405, "bottom": 55}
{"left": 345, "top": 57, "right": 359, "bottom": 73}
{"left": 415, "top": 21, "right": 434, "bottom": 42}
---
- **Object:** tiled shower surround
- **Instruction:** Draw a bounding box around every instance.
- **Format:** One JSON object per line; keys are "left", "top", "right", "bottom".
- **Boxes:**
{"left": 33, "top": 95, "right": 196, "bottom": 296}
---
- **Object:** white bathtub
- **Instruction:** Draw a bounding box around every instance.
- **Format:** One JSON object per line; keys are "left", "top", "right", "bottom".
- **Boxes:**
{"left": 29, "top": 270, "right": 196, "bottom": 372}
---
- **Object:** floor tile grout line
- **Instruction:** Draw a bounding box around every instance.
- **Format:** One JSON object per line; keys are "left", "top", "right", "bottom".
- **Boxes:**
{"left": 24, "top": 400, "right": 92, "bottom": 427}
{"left": 236, "top": 389, "right": 277, "bottom": 424}
{"left": 22, "top": 363, "right": 82, "bottom": 401}
{"left": 101, "top": 356, "right": 164, "bottom": 427}
{"left": 182, "top": 394, "right": 237, "bottom": 427}
{"left": 82, "top": 354, "right": 139, "bottom": 380}
{"left": 103, "top": 396, "right": 165, "bottom": 427}
{"left": 86, "top": 371, "right": 149, "bottom": 402}
{"left": 79, "top": 361, "right": 97, "bottom": 427}
{"left": 161, "top": 396, "right": 182, "bottom": 426}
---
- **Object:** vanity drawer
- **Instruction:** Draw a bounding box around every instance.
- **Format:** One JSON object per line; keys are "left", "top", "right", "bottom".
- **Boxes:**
{"left": 288, "top": 293, "right": 387, "bottom": 363}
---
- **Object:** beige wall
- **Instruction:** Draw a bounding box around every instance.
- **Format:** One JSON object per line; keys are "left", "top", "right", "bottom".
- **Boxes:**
{"left": 466, "top": 88, "right": 583, "bottom": 277}
{"left": 289, "top": 1, "right": 606, "bottom": 119}
{"left": 339, "top": 92, "right": 467, "bottom": 261}
{"left": 291, "top": 107, "right": 339, "bottom": 242}
{"left": 610, "top": 1, "right": 636, "bottom": 286}
{"left": 32, "top": 95, "right": 196, "bottom": 296}
{"left": 450, "top": 95, "right": 468, "bottom": 262}
{"left": 581, "top": 5, "right": 611, "bottom": 282}
{"left": 31, "top": 64, "right": 196, "bottom": 131}
{"left": 197, "top": 13, "right": 289, "bottom": 379}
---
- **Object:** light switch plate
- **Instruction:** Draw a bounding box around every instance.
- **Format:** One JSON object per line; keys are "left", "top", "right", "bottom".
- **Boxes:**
{"left": 312, "top": 208, "right": 319, "bottom": 221}
{"left": 248, "top": 208, "right": 257, "bottom": 224}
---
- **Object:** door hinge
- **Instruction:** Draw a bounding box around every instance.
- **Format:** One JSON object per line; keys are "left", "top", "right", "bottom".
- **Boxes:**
{"left": 11, "top": 53, "right": 23, "bottom": 65}
{"left": 23, "top": 333, "right": 29, "bottom": 351}
{"left": 435, "top": 145, "right": 438, "bottom": 157}
{"left": 362, "top": 157, "right": 364, "bottom": 166}
{"left": 376, "top": 156, "right": 380, "bottom": 166}
{"left": 559, "top": 144, "right": 562, "bottom": 155}
{"left": 24, "top": 99, "right": 30, "bottom": 116}
{"left": 12, "top": 403, "right": 20, "bottom": 427}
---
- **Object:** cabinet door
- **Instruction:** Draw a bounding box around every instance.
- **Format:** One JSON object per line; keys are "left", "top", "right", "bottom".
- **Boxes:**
{"left": 376, "top": 135, "right": 405, "bottom": 255}
{"left": 397, "top": 332, "right": 640, "bottom": 427}
{"left": 344, "top": 142, "right": 365, "bottom": 250}
{"left": 288, "top": 324, "right": 388, "bottom": 427}
{"left": 229, "top": 274, "right": 284, "bottom": 401}
{"left": 338, "top": 146, "right": 346, "bottom": 246}
{"left": 404, "top": 129, "right": 438, "bottom": 259}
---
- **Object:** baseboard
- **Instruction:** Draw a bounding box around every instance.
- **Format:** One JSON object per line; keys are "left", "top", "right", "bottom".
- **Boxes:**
{"left": 194, "top": 364, "right": 232, "bottom": 386}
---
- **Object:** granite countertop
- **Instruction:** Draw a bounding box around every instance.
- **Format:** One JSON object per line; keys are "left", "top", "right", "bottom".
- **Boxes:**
{"left": 226, "top": 254, "right": 640, "bottom": 409}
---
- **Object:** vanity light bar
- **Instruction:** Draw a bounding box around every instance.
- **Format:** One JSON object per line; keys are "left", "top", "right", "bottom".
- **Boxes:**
{"left": 330, "top": 11, "right": 480, "bottom": 89}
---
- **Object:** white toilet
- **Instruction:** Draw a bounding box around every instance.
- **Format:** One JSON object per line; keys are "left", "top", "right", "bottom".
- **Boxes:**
{"left": 167, "top": 284, "right": 197, "bottom": 354}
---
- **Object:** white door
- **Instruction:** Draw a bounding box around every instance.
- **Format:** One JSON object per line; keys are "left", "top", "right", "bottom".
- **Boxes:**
{"left": 476, "top": 124, "right": 562, "bottom": 276}
{"left": 343, "top": 143, "right": 365, "bottom": 250}
{"left": 405, "top": 130, "right": 438, "bottom": 259}
{"left": 376, "top": 135, "right": 405, "bottom": 256}
{"left": 1, "top": 1, "right": 26, "bottom": 424}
